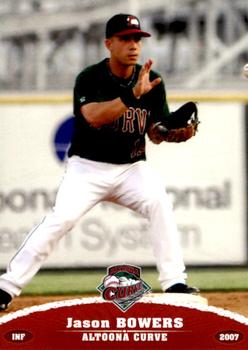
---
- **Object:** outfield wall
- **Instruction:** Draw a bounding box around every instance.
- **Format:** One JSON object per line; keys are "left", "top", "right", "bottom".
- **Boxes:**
{"left": 0, "top": 92, "right": 247, "bottom": 268}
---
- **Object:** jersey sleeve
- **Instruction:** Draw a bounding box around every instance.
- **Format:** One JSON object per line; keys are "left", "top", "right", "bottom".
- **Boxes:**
{"left": 73, "top": 67, "right": 105, "bottom": 117}
{"left": 74, "top": 70, "right": 99, "bottom": 105}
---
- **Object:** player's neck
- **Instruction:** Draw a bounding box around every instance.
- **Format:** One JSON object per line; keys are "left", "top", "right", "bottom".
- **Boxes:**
{"left": 107, "top": 58, "right": 134, "bottom": 79}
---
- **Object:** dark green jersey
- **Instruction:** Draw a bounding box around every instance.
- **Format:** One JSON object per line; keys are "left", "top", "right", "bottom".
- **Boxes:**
{"left": 68, "top": 58, "right": 170, "bottom": 164}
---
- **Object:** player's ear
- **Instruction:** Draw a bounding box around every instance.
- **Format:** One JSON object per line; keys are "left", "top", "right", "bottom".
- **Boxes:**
{"left": 105, "top": 38, "right": 112, "bottom": 51}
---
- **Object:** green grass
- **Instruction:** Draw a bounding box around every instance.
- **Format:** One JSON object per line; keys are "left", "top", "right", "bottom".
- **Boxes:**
{"left": 21, "top": 267, "right": 248, "bottom": 295}
{"left": 187, "top": 267, "right": 248, "bottom": 291}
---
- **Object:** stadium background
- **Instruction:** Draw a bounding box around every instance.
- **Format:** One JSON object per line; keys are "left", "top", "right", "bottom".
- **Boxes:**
{"left": 1, "top": 0, "right": 248, "bottom": 316}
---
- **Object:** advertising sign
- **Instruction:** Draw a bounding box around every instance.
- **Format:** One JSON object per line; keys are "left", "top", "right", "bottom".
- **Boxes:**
{"left": 0, "top": 101, "right": 246, "bottom": 267}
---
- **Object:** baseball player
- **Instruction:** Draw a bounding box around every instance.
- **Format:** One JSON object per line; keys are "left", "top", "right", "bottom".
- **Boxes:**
{"left": 0, "top": 13, "right": 199, "bottom": 311}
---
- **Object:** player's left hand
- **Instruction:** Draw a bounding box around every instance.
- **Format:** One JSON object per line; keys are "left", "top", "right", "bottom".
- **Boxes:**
{"left": 133, "top": 59, "right": 161, "bottom": 98}
{"left": 148, "top": 101, "right": 199, "bottom": 143}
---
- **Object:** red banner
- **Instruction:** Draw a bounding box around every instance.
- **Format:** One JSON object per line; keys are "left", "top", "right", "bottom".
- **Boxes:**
{"left": 0, "top": 296, "right": 248, "bottom": 349}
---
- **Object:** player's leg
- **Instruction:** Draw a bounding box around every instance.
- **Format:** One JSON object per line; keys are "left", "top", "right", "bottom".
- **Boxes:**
{"left": 109, "top": 160, "right": 192, "bottom": 292}
{"left": 0, "top": 157, "right": 110, "bottom": 301}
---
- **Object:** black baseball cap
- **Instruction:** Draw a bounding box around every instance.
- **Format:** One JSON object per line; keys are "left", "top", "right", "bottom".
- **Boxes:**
{"left": 106, "top": 14, "right": 151, "bottom": 38}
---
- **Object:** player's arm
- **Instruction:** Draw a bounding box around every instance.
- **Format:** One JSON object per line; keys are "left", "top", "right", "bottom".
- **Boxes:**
{"left": 81, "top": 98, "right": 128, "bottom": 128}
{"left": 81, "top": 59, "right": 161, "bottom": 128}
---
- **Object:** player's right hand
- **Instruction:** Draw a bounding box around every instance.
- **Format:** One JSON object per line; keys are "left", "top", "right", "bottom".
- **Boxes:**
{"left": 133, "top": 59, "right": 161, "bottom": 98}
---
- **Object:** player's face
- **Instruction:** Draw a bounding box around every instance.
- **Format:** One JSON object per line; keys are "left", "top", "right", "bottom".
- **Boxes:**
{"left": 106, "top": 35, "right": 142, "bottom": 67}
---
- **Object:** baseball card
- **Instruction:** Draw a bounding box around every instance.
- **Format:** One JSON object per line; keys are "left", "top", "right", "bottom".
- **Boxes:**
{"left": 1, "top": 1, "right": 248, "bottom": 349}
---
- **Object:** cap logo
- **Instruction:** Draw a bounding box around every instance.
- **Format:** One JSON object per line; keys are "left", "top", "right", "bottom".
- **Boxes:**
{"left": 127, "top": 16, "right": 139, "bottom": 27}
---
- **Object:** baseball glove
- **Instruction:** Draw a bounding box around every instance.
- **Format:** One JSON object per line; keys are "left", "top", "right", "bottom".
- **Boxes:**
{"left": 148, "top": 101, "right": 199, "bottom": 144}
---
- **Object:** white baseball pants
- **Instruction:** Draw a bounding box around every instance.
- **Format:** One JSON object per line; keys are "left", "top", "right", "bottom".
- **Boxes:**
{"left": 0, "top": 156, "right": 187, "bottom": 297}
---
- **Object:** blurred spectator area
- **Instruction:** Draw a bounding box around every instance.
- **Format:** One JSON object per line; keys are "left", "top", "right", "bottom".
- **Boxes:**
{"left": 0, "top": 0, "right": 247, "bottom": 91}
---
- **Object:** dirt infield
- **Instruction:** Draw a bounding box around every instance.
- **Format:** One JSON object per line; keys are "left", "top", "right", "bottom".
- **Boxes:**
{"left": 1, "top": 292, "right": 248, "bottom": 318}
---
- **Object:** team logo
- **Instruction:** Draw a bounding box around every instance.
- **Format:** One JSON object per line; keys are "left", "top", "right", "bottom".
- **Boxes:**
{"left": 127, "top": 15, "right": 140, "bottom": 28}
{"left": 97, "top": 264, "right": 151, "bottom": 312}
